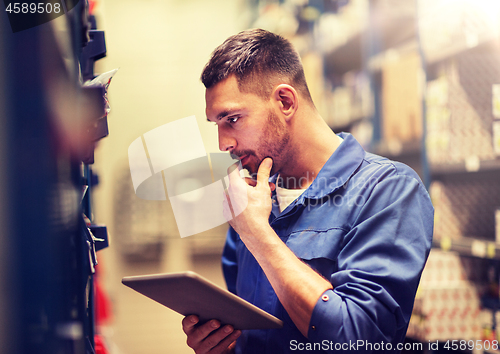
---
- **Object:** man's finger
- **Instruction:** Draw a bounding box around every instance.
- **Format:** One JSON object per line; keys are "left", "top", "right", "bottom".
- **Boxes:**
{"left": 225, "top": 162, "right": 249, "bottom": 218}
{"left": 182, "top": 315, "right": 199, "bottom": 335}
{"left": 184, "top": 319, "right": 221, "bottom": 350}
{"left": 227, "top": 162, "right": 244, "bottom": 187}
{"left": 257, "top": 158, "right": 273, "bottom": 187}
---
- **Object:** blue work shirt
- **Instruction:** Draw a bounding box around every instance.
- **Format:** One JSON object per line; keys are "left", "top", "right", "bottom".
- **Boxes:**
{"left": 222, "top": 133, "right": 434, "bottom": 353}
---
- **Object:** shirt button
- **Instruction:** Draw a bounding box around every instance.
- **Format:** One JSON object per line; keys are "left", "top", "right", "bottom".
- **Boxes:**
{"left": 322, "top": 294, "right": 329, "bottom": 302}
{"left": 311, "top": 325, "right": 316, "bottom": 331}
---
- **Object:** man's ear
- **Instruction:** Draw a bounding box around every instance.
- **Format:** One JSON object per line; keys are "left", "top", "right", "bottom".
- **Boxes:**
{"left": 272, "top": 84, "right": 298, "bottom": 121}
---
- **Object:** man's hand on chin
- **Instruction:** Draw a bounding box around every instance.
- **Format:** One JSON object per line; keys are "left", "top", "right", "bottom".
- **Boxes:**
{"left": 223, "top": 158, "right": 274, "bottom": 241}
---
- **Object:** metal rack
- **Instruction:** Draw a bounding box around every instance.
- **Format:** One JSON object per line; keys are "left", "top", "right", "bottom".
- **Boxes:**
{"left": 0, "top": 2, "right": 109, "bottom": 353}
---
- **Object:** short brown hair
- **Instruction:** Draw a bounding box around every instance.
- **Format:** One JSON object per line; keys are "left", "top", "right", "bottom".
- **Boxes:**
{"left": 201, "top": 28, "right": 312, "bottom": 102}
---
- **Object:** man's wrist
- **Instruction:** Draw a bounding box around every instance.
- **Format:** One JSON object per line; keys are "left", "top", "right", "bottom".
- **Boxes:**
{"left": 239, "top": 222, "right": 279, "bottom": 252}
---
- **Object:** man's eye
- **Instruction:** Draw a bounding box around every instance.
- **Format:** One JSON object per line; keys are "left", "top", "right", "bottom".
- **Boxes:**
{"left": 228, "top": 116, "right": 240, "bottom": 124}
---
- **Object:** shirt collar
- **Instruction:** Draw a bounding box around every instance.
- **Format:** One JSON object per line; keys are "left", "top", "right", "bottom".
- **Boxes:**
{"left": 270, "top": 133, "right": 365, "bottom": 203}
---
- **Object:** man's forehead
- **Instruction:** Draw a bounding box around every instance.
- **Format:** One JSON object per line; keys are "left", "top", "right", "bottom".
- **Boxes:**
{"left": 205, "top": 100, "right": 243, "bottom": 122}
{"left": 205, "top": 76, "right": 259, "bottom": 120}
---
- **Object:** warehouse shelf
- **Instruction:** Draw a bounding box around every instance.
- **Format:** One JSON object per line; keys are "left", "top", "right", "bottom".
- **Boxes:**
{"left": 366, "top": 39, "right": 419, "bottom": 72}
{"left": 322, "top": 0, "right": 415, "bottom": 77}
{"left": 432, "top": 236, "right": 500, "bottom": 260}
{"left": 422, "top": 31, "right": 500, "bottom": 66}
{"left": 430, "top": 158, "right": 500, "bottom": 179}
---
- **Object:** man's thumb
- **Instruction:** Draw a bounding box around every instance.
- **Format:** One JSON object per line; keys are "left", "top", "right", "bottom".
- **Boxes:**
{"left": 257, "top": 158, "right": 273, "bottom": 185}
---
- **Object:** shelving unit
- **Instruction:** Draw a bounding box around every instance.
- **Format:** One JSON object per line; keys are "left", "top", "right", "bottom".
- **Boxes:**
{"left": 0, "top": 2, "right": 110, "bottom": 353}
{"left": 419, "top": 1, "right": 500, "bottom": 350}
{"left": 431, "top": 159, "right": 500, "bottom": 178}
{"left": 432, "top": 237, "right": 500, "bottom": 261}
{"left": 248, "top": 0, "right": 500, "bottom": 351}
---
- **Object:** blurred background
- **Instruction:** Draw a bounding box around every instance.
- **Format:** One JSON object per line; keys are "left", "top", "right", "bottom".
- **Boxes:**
{"left": 2, "top": 0, "right": 500, "bottom": 353}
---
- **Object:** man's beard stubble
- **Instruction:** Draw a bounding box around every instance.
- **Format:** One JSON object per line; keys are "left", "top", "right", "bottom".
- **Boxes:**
{"left": 232, "top": 109, "right": 290, "bottom": 178}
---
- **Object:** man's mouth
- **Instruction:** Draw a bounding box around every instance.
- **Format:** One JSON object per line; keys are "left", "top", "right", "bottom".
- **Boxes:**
{"left": 230, "top": 151, "right": 252, "bottom": 168}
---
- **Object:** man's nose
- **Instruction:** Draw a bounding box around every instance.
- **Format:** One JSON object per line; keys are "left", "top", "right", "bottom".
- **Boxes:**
{"left": 218, "top": 126, "right": 236, "bottom": 152}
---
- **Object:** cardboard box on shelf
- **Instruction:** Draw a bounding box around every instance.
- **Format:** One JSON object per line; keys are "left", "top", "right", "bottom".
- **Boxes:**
{"left": 381, "top": 51, "right": 423, "bottom": 144}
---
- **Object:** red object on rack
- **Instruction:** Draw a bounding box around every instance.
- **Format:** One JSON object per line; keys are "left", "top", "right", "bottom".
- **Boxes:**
{"left": 94, "top": 265, "right": 112, "bottom": 325}
{"left": 89, "top": 0, "right": 97, "bottom": 15}
{"left": 94, "top": 334, "right": 108, "bottom": 354}
{"left": 93, "top": 263, "right": 112, "bottom": 354}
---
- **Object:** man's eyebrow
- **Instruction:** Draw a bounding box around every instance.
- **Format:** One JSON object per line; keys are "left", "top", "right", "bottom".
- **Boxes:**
{"left": 206, "top": 110, "right": 232, "bottom": 122}
{"left": 217, "top": 110, "right": 231, "bottom": 120}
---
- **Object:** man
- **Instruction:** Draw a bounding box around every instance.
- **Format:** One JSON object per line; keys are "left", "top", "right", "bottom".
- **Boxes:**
{"left": 182, "top": 29, "right": 433, "bottom": 354}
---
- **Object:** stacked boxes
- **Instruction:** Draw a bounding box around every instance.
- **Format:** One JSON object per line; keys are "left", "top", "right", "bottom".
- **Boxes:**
{"left": 419, "top": 249, "right": 486, "bottom": 284}
{"left": 407, "top": 250, "right": 484, "bottom": 341}
{"left": 412, "top": 286, "right": 481, "bottom": 341}
{"left": 426, "top": 77, "right": 451, "bottom": 165}
{"left": 426, "top": 45, "right": 500, "bottom": 165}
{"left": 429, "top": 181, "right": 461, "bottom": 241}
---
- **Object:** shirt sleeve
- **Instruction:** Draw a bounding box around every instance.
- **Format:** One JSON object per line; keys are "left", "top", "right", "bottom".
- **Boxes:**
{"left": 307, "top": 175, "right": 434, "bottom": 349}
{"left": 221, "top": 227, "right": 239, "bottom": 295}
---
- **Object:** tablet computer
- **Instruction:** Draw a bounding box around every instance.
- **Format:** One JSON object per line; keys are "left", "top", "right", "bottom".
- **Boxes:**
{"left": 122, "top": 271, "right": 283, "bottom": 330}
